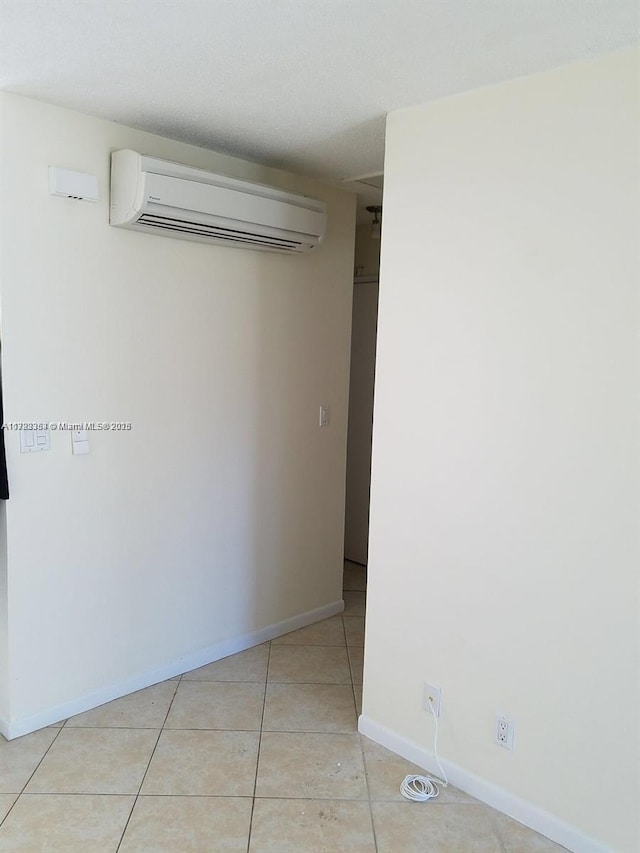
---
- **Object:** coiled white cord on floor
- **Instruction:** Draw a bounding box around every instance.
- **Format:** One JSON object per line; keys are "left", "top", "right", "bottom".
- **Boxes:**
{"left": 400, "top": 698, "right": 449, "bottom": 802}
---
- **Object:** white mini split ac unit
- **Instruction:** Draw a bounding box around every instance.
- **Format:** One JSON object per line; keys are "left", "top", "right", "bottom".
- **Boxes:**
{"left": 109, "top": 150, "right": 327, "bottom": 253}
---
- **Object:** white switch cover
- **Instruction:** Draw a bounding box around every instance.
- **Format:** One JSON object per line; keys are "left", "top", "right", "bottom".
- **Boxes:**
{"left": 319, "top": 405, "right": 330, "bottom": 427}
{"left": 71, "top": 429, "right": 90, "bottom": 455}
{"left": 20, "top": 429, "right": 50, "bottom": 453}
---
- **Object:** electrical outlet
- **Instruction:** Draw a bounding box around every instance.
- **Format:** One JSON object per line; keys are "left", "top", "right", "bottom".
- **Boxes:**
{"left": 423, "top": 683, "right": 441, "bottom": 717}
{"left": 495, "top": 713, "right": 514, "bottom": 750}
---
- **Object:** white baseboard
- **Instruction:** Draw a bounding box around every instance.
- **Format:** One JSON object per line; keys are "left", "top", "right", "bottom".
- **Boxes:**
{"left": 0, "top": 599, "right": 344, "bottom": 741}
{"left": 358, "top": 715, "right": 608, "bottom": 853}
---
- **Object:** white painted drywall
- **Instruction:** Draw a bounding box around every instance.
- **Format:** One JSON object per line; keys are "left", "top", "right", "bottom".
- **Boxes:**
{"left": 0, "top": 93, "right": 355, "bottom": 731}
{"left": 364, "top": 49, "right": 639, "bottom": 852}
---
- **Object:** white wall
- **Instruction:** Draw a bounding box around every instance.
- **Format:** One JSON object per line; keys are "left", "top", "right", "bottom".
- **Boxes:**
{"left": 0, "top": 93, "right": 355, "bottom": 733}
{"left": 363, "top": 50, "right": 639, "bottom": 852}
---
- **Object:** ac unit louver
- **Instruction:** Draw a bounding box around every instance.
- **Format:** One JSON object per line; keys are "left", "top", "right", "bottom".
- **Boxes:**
{"left": 109, "top": 150, "right": 327, "bottom": 253}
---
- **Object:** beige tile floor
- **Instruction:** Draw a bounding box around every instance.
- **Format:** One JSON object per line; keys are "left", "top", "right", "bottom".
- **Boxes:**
{"left": 0, "top": 560, "right": 566, "bottom": 851}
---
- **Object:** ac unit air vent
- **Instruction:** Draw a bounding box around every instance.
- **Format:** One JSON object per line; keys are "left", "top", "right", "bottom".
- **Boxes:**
{"left": 137, "top": 214, "right": 303, "bottom": 250}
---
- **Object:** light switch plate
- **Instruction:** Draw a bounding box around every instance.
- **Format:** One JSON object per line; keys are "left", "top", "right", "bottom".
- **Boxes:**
{"left": 71, "top": 429, "right": 90, "bottom": 455}
{"left": 20, "top": 429, "right": 50, "bottom": 453}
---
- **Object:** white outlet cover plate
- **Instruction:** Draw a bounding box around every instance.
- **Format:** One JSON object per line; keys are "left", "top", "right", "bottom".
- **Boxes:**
{"left": 423, "top": 682, "right": 441, "bottom": 716}
{"left": 495, "top": 712, "right": 515, "bottom": 750}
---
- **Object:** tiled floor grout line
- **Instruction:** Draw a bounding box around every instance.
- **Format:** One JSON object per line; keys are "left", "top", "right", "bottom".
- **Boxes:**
{"left": 339, "top": 612, "right": 348, "bottom": 647}
{"left": 245, "top": 639, "right": 272, "bottom": 853}
{"left": 59, "top": 724, "right": 357, "bottom": 733}
{"left": 114, "top": 677, "right": 181, "bottom": 853}
{"left": 348, "top": 643, "right": 360, "bottom": 686}
{"left": 271, "top": 642, "right": 355, "bottom": 647}
{"left": 360, "top": 731, "right": 380, "bottom": 853}
{"left": 0, "top": 723, "right": 67, "bottom": 830}
{"left": 489, "top": 811, "right": 510, "bottom": 853}
{"left": 0, "top": 795, "right": 20, "bottom": 831}
{"left": 263, "top": 680, "right": 354, "bottom": 685}
{"left": 345, "top": 599, "right": 378, "bottom": 852}
{"left": 342, "top": 611, "right": 364, "bottom": 732}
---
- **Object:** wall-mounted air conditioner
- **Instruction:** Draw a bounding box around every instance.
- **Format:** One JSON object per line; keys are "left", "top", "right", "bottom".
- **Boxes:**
{"left": 109, "top": 150, "right": 327, "bottom": 253}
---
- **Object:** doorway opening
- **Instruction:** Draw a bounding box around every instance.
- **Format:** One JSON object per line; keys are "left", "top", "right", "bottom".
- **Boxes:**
{"left": 344, "top": 204, "right": 381, "bottom": 571}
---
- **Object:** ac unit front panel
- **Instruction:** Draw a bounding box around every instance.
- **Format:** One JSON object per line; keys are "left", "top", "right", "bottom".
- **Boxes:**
{"left": 140, "top": 152, "right": 324, "bottom": 212}
{"left": 143, "top": 172, "right": 326, "bottom": 238}
{"left": 109, "top": 149, "right": 327, "bottom": 253}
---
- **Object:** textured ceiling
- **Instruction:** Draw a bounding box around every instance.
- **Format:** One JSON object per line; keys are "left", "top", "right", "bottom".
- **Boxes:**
{"left": 1, "top": 0, "right": 638, "bottom": 214}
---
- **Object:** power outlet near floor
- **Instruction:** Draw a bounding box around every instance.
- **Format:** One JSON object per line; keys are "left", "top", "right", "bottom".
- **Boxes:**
{"left": 495, "top": 713, "right": 515, "bottom": 750}
{"left": 423, "top": 682, "right": 442, "bottom": 717}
